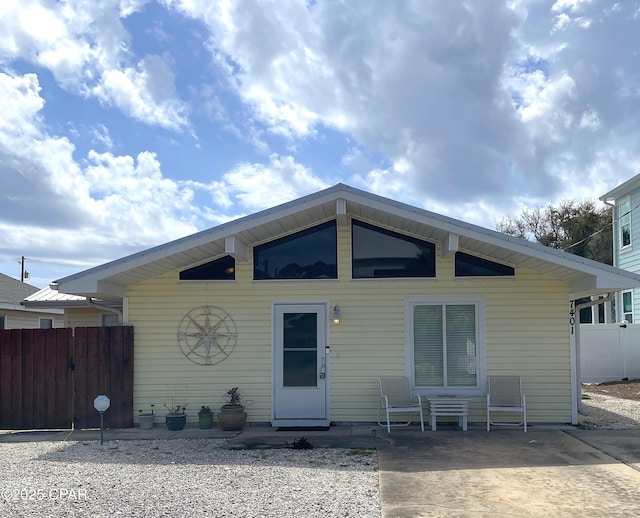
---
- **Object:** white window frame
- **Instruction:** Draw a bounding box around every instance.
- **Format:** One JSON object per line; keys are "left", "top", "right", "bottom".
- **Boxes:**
{"left": 619, "top": 197, "right": 631, "bottom": 249}
{"left": 404, "top": 295, "right": 486, "bottom": 397}
{"left": 621, "top": 290, "right": 633, "bottom": 323}
{"left": 39, "top": 317, "right": 53, "bottom": 329}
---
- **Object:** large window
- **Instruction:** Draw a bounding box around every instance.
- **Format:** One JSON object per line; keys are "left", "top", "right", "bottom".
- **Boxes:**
{"left": 406, "top": 296, "right": 484, "bottom": 395}
{"left": 0, "top": 315, "right": 5, "bottom": 329}
{"left": 622, "top": 290, "right": 633, "bottom": 323}
{"left": 352, "top": 220, "right": 435, "bottom": 278}
{"left": 620, "top": 199, "right": 631, "bottom": 248}
{"left": 254, "top": 221, "right": 337, "bottom": 280}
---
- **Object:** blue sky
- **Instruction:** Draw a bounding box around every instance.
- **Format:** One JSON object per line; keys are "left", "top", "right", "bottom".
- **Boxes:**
{"left": 1, "top": 0, "right": 640, "bottom": 288}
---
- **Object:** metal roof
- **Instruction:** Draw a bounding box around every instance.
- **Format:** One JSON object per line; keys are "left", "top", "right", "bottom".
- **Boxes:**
{"left": 53, "top": 184, "right": 640, "bottom": 300}
{"left": 22, "top": 286, "right": 119, "bottom": 309}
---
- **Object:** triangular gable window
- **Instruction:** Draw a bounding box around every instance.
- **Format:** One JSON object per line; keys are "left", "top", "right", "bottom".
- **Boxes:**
{"left": 455, "top": 252, "right": 514, "bottom": 277}
{"left": 352, "top": 220, "right": 435, "bottom": 278}
{"left": 253, "top": 221, "right": 337, "bottom": 280}
{"left": 180, "top": 255, "right": 235, "bottom": 280}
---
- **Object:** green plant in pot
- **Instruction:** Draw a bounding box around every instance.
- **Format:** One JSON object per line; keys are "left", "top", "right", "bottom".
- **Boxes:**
{"left": 138, "top": 405, "right": 155, "bottom": 430}
{"left": 217, "top": 387, "right": 247, "bottom": 431}
{"left": 198, "top": 405, "right": 213, "bottom": 429}
{"left": 164, "top": 402, "right": 187, "bottom": 431}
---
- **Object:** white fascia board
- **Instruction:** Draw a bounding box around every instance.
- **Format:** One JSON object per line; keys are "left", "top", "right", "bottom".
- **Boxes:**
{"left": 55, "top": 186, "right": 348, "bottom": 293}
{"left": 571, "top": 273, "right": 640, "bottom": 298}
{"left": 53, "top": 183, "right": 640, "bottom": 297}
{"left": 600, "top": 173, "right": 640, "bottom": 204}
{"left": 0, "top": 302, "right": 63, "bottom": 314}
{"left": 339, "top": 187, "right": 640, "bottom": 289}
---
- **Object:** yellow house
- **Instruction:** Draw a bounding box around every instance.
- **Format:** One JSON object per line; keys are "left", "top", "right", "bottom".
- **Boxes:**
{"left": 49, "top": 184, "right": 640, "bottom": 427}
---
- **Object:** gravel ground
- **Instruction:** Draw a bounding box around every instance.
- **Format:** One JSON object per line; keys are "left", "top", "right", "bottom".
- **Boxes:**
{"left": 0, "top": 438, "right": 380, "bottom": 517}
{"left": 580, "top": 385, "right": 640, "bottom": 429}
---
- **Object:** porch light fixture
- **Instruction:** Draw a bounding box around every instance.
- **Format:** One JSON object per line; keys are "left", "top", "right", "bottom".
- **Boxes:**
{"left": 332, "top": 305, "right": 342, "bottom": 325}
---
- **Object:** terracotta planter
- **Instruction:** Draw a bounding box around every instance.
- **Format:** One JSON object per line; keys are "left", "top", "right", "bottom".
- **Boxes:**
{"left": 217, "top": 405, "right": 247, "bottom": 431}
{"left": 165, "top": 414, "right": 186, "bottom": 431}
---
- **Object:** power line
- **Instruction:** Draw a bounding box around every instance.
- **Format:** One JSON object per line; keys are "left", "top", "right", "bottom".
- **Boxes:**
{"left": 562, "top": 201, "right": 640, "bottom": 253}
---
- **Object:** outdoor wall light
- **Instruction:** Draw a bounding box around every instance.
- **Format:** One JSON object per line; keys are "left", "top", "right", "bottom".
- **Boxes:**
{"left": 332, "top": 305, "right": 342, "bottom": 325}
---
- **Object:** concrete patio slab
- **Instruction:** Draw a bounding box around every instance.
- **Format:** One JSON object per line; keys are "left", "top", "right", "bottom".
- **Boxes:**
{"left": 379, "top": 429, "right": 640, "bottom": 517}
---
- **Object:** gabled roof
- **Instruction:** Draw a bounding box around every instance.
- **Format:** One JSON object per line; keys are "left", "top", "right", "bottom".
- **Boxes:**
{"left": 600, "top": 173, "right": 640, "bottom": 205}
{"left": 0, "top": 272, "right": 43, "bottom": 312}
{"left": 0, "top": 272, "right": 39, "bottom": 303}
{"left": 53, "top": 183, "right": 640, "bottom": 300}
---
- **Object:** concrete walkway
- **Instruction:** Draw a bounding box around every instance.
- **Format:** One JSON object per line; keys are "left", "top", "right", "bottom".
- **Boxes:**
{"left": 3, "top": 424, "right": 640, "bottom": 516}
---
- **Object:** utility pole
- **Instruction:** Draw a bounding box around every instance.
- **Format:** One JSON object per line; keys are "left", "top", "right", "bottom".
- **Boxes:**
{"left": 20, "top": 256, "right": 29, "bottom": 282}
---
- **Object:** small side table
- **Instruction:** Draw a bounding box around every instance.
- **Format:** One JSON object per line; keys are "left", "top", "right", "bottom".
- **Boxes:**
{"left": 428, "top": 397, "right": 469, "bottom": 431}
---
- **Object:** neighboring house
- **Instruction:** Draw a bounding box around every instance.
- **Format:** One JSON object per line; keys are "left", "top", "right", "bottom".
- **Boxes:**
{"left": 22, "top": 286, "right": 122, "bottom": 327}
{"left": 600, "top": 173, "right": 640, "bottom": 324}
{"left": 0, "top": 273, "right": 63, "bottom": 329}
{"left": 49, "top": 184, "right": 640, "bottom": 427}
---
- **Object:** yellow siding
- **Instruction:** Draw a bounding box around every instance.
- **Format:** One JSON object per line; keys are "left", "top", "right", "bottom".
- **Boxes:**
{"left": 127, "top": 224, "right": 572, "bottom": 425}
{"left": 2, "top": 309, "right": 64, "bottom": 329}
{"left": 66, "top": 308, "right": 110, "bottom": 328}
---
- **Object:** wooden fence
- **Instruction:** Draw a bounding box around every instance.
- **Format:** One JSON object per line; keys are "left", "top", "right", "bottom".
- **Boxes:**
{"left": 0, "top": 326, "right": 133, "bottom": 430}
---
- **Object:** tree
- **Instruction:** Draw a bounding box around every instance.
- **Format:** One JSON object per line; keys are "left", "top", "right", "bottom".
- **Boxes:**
{"left": 496, "top": 199, "right": 612, "bottom": 265}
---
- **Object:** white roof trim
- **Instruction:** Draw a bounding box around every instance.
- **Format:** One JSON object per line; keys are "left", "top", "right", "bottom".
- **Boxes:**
{"left": 600, "top": 173, "right": 640, "bottom": 204}
{"left": 53, "top": 183, "right": 640, "bottom": 300}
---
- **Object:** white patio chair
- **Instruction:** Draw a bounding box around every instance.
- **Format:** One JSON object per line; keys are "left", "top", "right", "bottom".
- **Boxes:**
{"left": 486, "top": 375, "right": 527, "bottom": 432}
{"left": 378, "top": 377, "right": 425, "bottom": 433}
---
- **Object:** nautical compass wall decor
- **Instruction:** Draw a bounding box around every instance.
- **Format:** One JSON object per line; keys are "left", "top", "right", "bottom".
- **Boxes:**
{"left": 177, "top": 305, "right": 237, "bottom": 365}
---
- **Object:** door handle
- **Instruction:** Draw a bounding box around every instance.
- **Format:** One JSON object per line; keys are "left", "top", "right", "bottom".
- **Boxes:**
{"left": 319, "top": 362, "right": 326, "bottom": 379}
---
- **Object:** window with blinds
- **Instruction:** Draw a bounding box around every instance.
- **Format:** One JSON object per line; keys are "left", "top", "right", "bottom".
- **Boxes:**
{"left": 410, "top": 298, "right": 482, "bottom": 391}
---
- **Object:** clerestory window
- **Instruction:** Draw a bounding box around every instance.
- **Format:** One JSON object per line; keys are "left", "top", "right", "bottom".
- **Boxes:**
{"left": 352, "top": 220, "right": 435, "bottom": 278}
{"left": 180, "top": 255, "right": 235, "bottom": 281}
{"left": 253, "top": 221, "right": 337, "bottom": 280}
{"left": 455, "top": 252, "right": 514, "bottom": 277}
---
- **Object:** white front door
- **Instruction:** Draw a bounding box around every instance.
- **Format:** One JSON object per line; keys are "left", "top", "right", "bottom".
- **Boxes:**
{"left": 272, "top": 303, "right": 329, "bottom": 426}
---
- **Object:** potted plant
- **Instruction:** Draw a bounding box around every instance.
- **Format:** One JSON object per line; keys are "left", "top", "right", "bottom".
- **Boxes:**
{"left": 164, "top": 402, "right": 187, "bottom": 431}
{"left": 198, "top": 405, "right": 213, "bottom": 429}
{"left": 138, "top": 405, "right": 155, "bottom": 430}
{"left": 217, "top": 387, "right": 247, "bottom": 431}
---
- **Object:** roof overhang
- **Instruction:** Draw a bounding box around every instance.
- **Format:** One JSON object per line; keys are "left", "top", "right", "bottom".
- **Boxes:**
{"left": 52, "top": 184, "right": 640, "bottom": 301}
{"left": 22, "top": 286, "right": 121, "bottom": 310}
{"left": 600, "top": 173, "right": 640, "bottom": 205}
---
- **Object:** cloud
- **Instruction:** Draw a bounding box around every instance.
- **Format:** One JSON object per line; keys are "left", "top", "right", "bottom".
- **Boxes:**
{"left": 216, "top": 153, "right": 328, "bottom": 211}
{"left": 165, "top": 0, "right": 640, "bottom": 220}
{"left": 0, "top": 71, "right": 197, "bottom": 269}
{"left": 92, "top": 54, "right": 189, "bottom": 130}
{"left": 0, "top": 0, "right": 189, "bottom": 130}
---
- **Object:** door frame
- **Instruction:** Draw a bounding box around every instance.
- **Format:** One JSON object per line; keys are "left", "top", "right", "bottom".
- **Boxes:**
{"left": 271, "top": 301, "right": 331, "bottom": 427}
